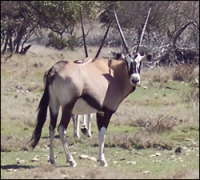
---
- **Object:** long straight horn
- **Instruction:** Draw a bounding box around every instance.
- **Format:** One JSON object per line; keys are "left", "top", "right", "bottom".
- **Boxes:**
{"left": 80, "top": 9, "right": 88, "bottom": 58}
{"left": 94, "top": 20, "right": 112, "bottom": 60}
{"left": 113, "top": 11, "right": 130, "bottom": 55}
{"left": 136, "top": 8, "right": 151, "bottom": 53}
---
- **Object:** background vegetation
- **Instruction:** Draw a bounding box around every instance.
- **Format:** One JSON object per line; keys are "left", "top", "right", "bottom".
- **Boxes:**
{"left": 1, "top": 1, "right": 199, "bottom": 179}
{"left": 1, "top": 1, "right": 199, "bottom": 53}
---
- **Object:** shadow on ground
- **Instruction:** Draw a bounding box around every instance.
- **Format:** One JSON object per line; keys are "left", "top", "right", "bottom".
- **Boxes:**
{"left": 1, "top": 164, "right": 34, "bottom": 170}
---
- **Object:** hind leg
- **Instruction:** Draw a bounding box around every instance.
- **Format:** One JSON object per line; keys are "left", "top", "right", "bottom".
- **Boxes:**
{"left": 58, "top": 105, "right": 76, "bottom": 167}
{"left": 48, "top": 98, "right": 60, "bottom": 165}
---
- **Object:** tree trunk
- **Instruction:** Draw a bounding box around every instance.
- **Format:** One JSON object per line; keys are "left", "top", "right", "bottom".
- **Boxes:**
{"left": 2, "top": 34, "right": 9, "bottom": 54}
{"left": 2, "top": 30, "right": 12, "bottom": 54}
{"left": 172, "top": 21, "right": 195, "bottom": 48}
{"left": 19, "top": 45, "right": 31, "bottom": 55}
{"left": 8, "top": 36, "right": 13, "bottom": 53}
{"left": 14, "top": 28, "right": 26, "bottom": 53}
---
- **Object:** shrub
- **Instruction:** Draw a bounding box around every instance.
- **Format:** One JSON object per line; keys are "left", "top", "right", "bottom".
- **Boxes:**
{"left": 66, "top": 35, "right": 77, "bottom": 51}
{"left": 46, "top": 32, "right": 67, "bottom": 50}
{"left": 131, "top": 114, "right": 178, "bottom": 133}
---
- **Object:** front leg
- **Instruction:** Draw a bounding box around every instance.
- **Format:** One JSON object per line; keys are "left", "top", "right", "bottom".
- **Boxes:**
{"left": 96, "top": 110, "right": 113, "bottom": 167}
{"left": 98, "top": 126, "right": 108, "bottom": 167}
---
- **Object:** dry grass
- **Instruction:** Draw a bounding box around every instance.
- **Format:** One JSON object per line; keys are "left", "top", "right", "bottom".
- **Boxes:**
{"left": 131, "top": 114, "right": 178, "bottom": 133}
{"left": 141, "top": 64, "right": 199, "bottom": 89}
{"left": 141, "top": 67, "right": 172, "bottom": 84}
{"left": 101, "top": 131, "right": 173, "bottom": 150}
{"left": 172, "top": 64, "right": 198, "bottom": 82}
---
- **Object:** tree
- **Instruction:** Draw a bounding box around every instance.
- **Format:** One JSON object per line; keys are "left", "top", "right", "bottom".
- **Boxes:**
{"left": 1, "top": 1, "right": 96, "bottom": 53}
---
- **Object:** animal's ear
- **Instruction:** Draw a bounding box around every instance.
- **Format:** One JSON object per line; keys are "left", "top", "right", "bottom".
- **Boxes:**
{"left": 134, "top": 52, "right": 146, "bottom": 62}
{"left": 121, "top": 53, "right": 125, "bottom": 59}
{"left": 146, "top": 54, "right": 152, "bottom": 61}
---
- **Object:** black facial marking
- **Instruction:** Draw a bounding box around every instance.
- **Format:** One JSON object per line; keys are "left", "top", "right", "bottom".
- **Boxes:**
{"left": 133, "top": 61, "right": 137, "bottom": 74}
{"left": 125, "top": 56, "right": 133, "bottom": 77}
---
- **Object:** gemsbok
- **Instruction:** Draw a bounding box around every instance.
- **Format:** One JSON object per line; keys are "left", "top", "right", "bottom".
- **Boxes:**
{"left": 28, "top": 11, "right": 149, "bottom": 167}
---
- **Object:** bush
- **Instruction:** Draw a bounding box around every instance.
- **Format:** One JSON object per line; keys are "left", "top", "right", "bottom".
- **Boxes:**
{"left": 66, "top": 35, "right": 77, "bottom": 51}
{"left": 131, "top": 114, "right": 178, "bottom": 133}
{"left": 46, "top": 32, "right": 67, "bottom": 50}
{"left": 46, "top": 32, "right": 78, "bottom": 50}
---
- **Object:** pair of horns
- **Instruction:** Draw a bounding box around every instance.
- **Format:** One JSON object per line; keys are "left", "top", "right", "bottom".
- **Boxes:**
{"left": 114, "top": 8, "right": 151, "bottom": 56}
{"left": 81, "top": 8, "right": 151, "bottom": 59}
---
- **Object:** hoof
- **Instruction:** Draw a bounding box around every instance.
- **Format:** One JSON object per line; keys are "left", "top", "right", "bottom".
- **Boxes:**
{"left": 99, "top": 160, "right": 108, "bottom": 167}
{"left": 48, "top": 159, "right": 56, "bottom": 166}
{"left": 68, "top": 160, "right": 77, "bottom": 167}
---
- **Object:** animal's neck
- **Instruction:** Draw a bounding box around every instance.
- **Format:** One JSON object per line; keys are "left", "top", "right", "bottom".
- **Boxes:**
{"left": 108, "top": 60, "right": 136, "bottom": 107}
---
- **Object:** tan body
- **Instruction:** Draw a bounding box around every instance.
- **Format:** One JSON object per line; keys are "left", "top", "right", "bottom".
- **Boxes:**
{"left": 48, "top": 58, "right": 135, "bottom": 114}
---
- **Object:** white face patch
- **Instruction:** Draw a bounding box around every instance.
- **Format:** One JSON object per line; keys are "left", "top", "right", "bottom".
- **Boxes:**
{"left": 130, "top": 73, "right": 140, "bottom": 86}
{"left": 127, "top": 53, "right": 145, "bottom": 86}
{"left": 134, "top": 53, "right": 145, "bottom": 63}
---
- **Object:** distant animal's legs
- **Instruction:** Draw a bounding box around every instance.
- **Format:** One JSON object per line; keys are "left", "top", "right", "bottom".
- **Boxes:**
{"left": 80, "top": 115, "right": 87, "bottom": 135}
{"left": 86, "top": 114, "right": 93, "bottom": 137}
{"left": 96, "top": 111, "right": 112, "bottom": 167}
{"left": 80, "top": 114, "right": 93, "bottom": 137}
{"left": 58, "top": 105, "right": 76, "bottom": 167}
{"left": 72, "top": 115, "right": 80, "bottom": 138}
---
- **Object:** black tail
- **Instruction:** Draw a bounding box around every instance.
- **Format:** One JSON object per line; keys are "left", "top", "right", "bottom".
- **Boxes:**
{"left": 28, "top": 81, "right": 50, "bottom": 149}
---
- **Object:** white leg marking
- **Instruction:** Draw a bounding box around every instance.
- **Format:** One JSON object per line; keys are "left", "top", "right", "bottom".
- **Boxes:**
{"left": 98, "top": 127, "right": 108, "bottom": 167}
{"left": 58, "top": 125, "right": 76, "bottom": 167}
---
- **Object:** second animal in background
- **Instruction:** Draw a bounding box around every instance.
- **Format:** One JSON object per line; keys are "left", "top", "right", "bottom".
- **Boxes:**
{"left": 72, "top": 114, "right": 94, "bottom": 138}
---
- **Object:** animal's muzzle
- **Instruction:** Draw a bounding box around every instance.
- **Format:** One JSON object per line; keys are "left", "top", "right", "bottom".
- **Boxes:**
{"left": 131, "top": 78, "right": 139, "bottom": 84}
{"left": 130, "top": 74, "right": 140, "bottom": 86}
